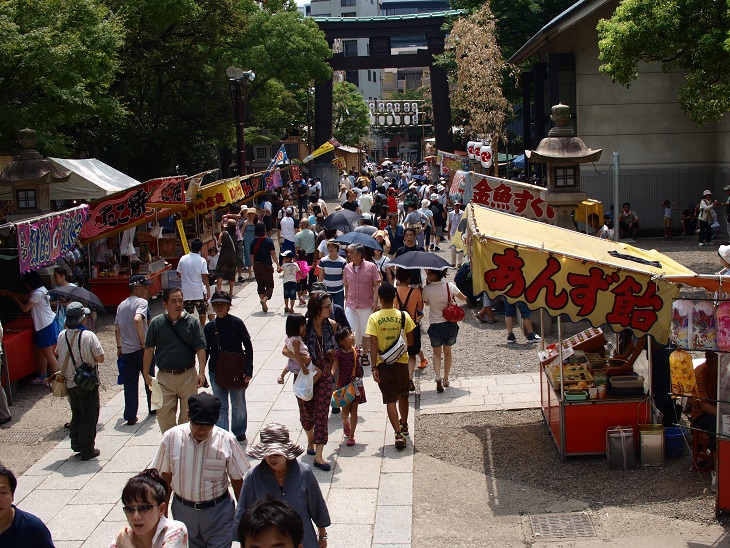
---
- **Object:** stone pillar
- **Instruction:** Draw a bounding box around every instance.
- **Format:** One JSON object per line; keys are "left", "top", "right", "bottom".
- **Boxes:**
{"left": 427, "top": 34, "right": 454, "bottom": 153}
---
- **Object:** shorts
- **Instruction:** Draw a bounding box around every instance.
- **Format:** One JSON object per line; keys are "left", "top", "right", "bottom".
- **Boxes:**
{"left": 35, "top": 321, "right": 60, "bottom": 348}
{"left": 434, "top": 226, "right": 443, "bottom": 238}
{"left": 235, "top": 240, "right": 244, "bottom": 268}
{"left": 663, "top": 217, "right": 671, "bottom": 228}
{"left": 263, "top": 215, "right": 274, "bottom": 232}
{"left": 184, "top": 299, "right": 208, "bottom": 317}
{"left": 376, "top": 361, "right": 410, "bottom": 404}
{"left": 427, "top": 321, "right": 459, "bottom": 348}
{"left": 283, "top": 281, "right": 298, "bottom": 300}
{"left": 407, "top": 323, "right": 422, "bottom": 356}
{"left": 503, "top": 300, "right": 531, "bottom": 319}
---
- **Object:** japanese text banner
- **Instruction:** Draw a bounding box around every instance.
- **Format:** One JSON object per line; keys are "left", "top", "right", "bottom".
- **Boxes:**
{"left": 17, "top": 205, "right": 89, "bottom": 273}
{"left": 181, "top": 174, "right": 263, "bottom": 220}
{"left": 463, "top": 173, "right": 556, "bottom": 222}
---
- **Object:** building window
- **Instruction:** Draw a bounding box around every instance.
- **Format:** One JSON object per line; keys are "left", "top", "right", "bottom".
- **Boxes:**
{"left": 16, "top": 189, "right": 37, "bottom": 209}
{"left": 343, "top": 40, "right": 358, "bottom": 57}
{"left": 341, "top": 0, "right": 356, "bottom": 6}
{"left": 256, "top": 147, "right": 269, "bottom": 159}
{"left": 341, "top": 11, "right": 356, "bottom": 17}
{"left": 345, "top": 70, "right": 360, "bottom": 86}
{"left": 553, "top": 166, "right": 577, "bottom": 188}
{"left": 367, "top": 70, "right": 371, "bottom": 82}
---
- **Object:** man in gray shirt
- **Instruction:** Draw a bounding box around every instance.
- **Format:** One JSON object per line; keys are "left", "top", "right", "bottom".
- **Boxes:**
{"left": 115, "top": 275, "right": 154, "bottom": 426}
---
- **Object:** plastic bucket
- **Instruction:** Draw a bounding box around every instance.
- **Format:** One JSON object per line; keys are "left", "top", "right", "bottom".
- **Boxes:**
{"left": 664, "top": 426, "right": 686, "bottom": 457}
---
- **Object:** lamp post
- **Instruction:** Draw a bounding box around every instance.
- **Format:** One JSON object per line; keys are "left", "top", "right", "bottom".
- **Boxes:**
{"left": 227, "top": 66, "right": 256, "bottom": 176}
{"left": 306, "top": 86, "right": 315, "bottom": 155}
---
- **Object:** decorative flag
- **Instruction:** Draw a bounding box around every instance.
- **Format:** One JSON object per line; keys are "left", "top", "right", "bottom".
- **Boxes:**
{"left": 302, "top": 138, "right": 340, "bottom": 163}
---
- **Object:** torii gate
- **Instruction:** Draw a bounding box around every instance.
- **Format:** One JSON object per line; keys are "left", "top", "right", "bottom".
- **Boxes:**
{"left": 313, "top": 11, "right": 458, "bottom": 178}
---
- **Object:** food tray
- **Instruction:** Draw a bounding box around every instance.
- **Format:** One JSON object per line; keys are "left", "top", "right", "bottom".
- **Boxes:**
{"left": 610, "top": 375, "right": 645, "bottom": 396}
{"left": 548, "top": 363, "right": 594, "bottom": 386}
{"left": 564, "top": 389, "right": 588, "bottom": 401}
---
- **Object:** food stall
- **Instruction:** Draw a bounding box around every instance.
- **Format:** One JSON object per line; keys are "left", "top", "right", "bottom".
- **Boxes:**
{"left": 467, "top": 202, "right": 697, "bottom": 460}
{"left": 79, "top": 177, "right": 187, "bottom": 308}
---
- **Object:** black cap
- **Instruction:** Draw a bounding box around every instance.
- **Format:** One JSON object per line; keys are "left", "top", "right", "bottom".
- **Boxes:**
{"left": 129, "top": 274, "right": 153, "bottom": 287}
{"left": 188, "top": 393, "right": 221, "bottom": 425}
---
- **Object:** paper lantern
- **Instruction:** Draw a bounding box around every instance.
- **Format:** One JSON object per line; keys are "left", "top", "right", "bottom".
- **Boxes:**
{"left": 480, "top": 145, "right": 493, "bottom": 168}
{"left": 473, "top": 143, "right": 482, "bottom": 161}
{"left": 467, "top": 141, "right": 476, "bottom": 159}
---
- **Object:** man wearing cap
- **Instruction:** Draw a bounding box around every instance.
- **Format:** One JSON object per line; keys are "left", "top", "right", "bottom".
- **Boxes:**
{"left": 144, "top": 288, "right": 207, "bottom": 433}
{"left": 115, "top": 274, "right": 155, "bottom": 426}
{"left": 279, "top": 207, "right": 297, "bottom": 264}
{"left": 177, "top": 238, "right": 210, "bottom": 327}
{"left": 152, "top": 393, "right": 250, "bottom": 548}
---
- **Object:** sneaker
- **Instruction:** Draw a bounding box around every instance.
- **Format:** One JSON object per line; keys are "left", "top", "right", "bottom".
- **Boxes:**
{"left": 30, "top": 376, "right": 48, "bottom": 385}
{"left": 526, "top": 333, "right": 541, "bottom": 343}
{"left": 236, "top": 433, "right": 247, "bottom": 442}
{"left": 430, "top": 244, "right": 434, "bottom": 250}
{"left": 395, "top": 432, "right": 407, "bottom": 449}
{"left": 434, "top": 246, "right": 441, "bottom": 251}
{"left": 507, "top": 333, "right": 517, "bottom": 344}
{"left": 331, "top": 406, "right": 341, "bottom": 414}
{"left": 699, "top": 242, "right": 704, "bottom": 246}
{"left": 238, "top": 276, "right": 245, "bottom": 282}
{"left": 80, "top": 449, "right": 101, "bottom": 460}
{"left": 400, "top": 422, "right": 409, "bottom": 436}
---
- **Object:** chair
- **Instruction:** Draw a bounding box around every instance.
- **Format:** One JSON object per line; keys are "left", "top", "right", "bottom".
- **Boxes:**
{"left": 692, "top": 430, "right": 715, "bottom": 472}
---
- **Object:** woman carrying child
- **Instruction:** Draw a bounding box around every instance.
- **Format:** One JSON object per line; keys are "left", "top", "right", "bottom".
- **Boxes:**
{"left": 331, "top": 327, "right": 366, "bottom": 446}
{"left": 278, "top": 314, "right": 311, "bottom": 385}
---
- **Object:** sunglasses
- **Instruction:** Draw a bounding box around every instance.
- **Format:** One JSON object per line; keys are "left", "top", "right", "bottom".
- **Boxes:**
{"left": 122, "top": 504, "right": 157, "bottom": 515}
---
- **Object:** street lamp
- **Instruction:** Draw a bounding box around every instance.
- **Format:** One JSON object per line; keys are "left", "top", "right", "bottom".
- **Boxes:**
{"left": 226, "top": 66, "right": 256, "bottom": 176}
{"left": 306, "top": 86, "right": 315, "bottom": 155}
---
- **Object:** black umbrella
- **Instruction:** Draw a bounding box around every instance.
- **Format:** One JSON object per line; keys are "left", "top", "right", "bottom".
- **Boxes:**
{"left": 322, "top": 210, "right": 362, "bottom": 231}
{"left": 388, "top": 251, "right": 451, "bottom": 270}
{"left": 411, "top": 174, "right": 429, "bottom": 183}
{"left": 382, "top": 171, "right": 397, "bottom": 179}
{"left": 334, "top": 232, "right": 383, "bottom": 251}
{"left": 50, "top": 285, "right": 105, "bottom": 313}
{"left": 416, "top": 160, "right": 428, "bottom": 167}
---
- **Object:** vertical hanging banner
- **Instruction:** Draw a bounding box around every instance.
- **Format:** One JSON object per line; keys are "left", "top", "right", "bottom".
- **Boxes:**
{"left": 176, "top": 219, "right": 190, "bottom": 255}
{"left": 16, "top": 204, "right": 89, "bottom": 273}
{"left": 291, "top": 165, "right": 300, "bottom": 182}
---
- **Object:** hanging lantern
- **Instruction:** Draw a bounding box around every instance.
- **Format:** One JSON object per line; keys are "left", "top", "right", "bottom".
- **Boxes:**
{"left": 480, "top": 145, "right": 493, "bottom": 168}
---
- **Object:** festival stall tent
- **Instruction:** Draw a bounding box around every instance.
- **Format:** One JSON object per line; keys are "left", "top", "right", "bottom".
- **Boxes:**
{"left": 466, "top": 202, "right": 697, "bottom": 460}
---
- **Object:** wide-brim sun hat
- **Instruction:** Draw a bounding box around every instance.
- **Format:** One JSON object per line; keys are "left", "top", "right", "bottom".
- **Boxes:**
{"left": 719, "top": 245, "right": 730, "bottom": 264}
{"left": 703, "top": 189, "right": 713, "bottom": 196}
{"left": 246, "top": 422, "right": 304, "bottom": 460}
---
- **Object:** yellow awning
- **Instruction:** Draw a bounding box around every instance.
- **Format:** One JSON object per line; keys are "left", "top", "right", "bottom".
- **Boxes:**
{"left": 467, "top": 204, "right": 696, "bottom": 343}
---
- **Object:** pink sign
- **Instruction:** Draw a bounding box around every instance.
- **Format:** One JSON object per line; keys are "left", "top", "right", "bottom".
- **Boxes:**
{"left": 16, "top": 205, "right": 89, "bottom": 273}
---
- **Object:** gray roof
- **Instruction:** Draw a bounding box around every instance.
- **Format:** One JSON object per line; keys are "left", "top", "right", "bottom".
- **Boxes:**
{"left": 313, "top": 9, "right": 461, "bottom": 23}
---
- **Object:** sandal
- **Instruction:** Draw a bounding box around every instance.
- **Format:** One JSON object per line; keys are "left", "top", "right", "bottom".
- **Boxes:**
{"left": 436, "top": 378, "right": 444, "bottom": 393}
{"left": 395, "top": 432, "right": 407, "bottom": 449}
{"left": 360, "top": 355, "right": 371, "bottom": 368}
{"left": 276, "top": 375, "right": 285, "bottom": 384}
{"left": 473, "top": 311, "right": 487, "bottom": 323}
{"left": 346, "top": 438, "right": 356, "bottom": 446}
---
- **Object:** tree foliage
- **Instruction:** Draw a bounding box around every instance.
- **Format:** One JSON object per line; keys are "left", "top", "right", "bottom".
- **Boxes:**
{"left": 0, "top": 0, "right": 124, "bottom": 154}
{"left": 446, "top": 3, "right": 515, "bottom": 141}
{"left": 332, "top": 81, "right": 370, "bottom": 146}
{"left": 597, "top": 0, "right": 730, "bottom": 126}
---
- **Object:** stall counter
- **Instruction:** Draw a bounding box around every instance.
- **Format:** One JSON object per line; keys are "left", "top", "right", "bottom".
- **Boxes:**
{"left": 89, "top": 263, "right": 170, "bottom": 309}
{"left": 540, "top": 365, "right": 651, "bottom": 459}
{"left": 2, "top": 318, "right": 36, "bottom": 387}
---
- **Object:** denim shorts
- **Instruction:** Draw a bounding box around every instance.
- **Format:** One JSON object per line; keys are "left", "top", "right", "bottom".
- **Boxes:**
{"left": 283, "top": 281, "right": 298, "bottom": 300}
{"left": 427, "top": 321, "right": 459, "bottom": 347}
{"left": 503, "top": 300, "right": 531, "bottom": 319}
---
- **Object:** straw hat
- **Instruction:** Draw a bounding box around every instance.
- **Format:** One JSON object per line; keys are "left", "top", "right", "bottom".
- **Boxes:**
{"left": 246, "top": 207, "right": 258, "bottom": 216}
{"left": 246, "top": 423, "right": 304, "bottom": 460}
{"left": 719, "top": 245, "right": 730, "bottom": 265}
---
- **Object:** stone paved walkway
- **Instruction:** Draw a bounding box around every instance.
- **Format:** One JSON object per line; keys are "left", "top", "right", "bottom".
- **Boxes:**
{"left": 14, "top": 280, "right": 415, "bottom": 547}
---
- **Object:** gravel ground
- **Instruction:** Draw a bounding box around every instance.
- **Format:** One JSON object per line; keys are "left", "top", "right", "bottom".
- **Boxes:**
{"left": 415, "top": 234, "right": 729, "bottom": 527}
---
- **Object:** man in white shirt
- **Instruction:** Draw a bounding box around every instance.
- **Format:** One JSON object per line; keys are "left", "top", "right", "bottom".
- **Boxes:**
{"left": 447, "top": 201, "right": 465, "bottom": 267}
{"left": 359, "top": 187, "right": 373, "bottom": 213}
{"left": 177, "top": 239, "right": 210, "bottom": 326}
{"left": 152, "top": 393, "right": 250, "bottom": 548}
{"left": 279, "top": 207, "right": 297, "bottom": 262}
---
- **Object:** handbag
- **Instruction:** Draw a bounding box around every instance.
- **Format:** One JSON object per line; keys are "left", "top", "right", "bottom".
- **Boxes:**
{"left": 213, "top": 319, "right": 248, "bottom": 390}
{"left": 67, "top": 331, "right": 99, "bottom": 392}
{"left": 50, "top": 331, "right": 78, "bottom": 398}
{"left": 331, "top": 349, "right": 361, "bottom": 408}
{"left": 442, "top": 283, "right": 465, "bottom": 322}
{"left": 378, "top": 311, "right": 408, "bottom": 365}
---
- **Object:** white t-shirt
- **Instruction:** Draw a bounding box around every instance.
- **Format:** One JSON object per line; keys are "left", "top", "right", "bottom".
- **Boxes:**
{"left": 177, "top": 252, "right": 208, "bottom": 301}
{"left": 359, "top": 193, "right": 373, "bottom": 213}
{"left": 29, "top": 286, "right": 56, "bottom": 330}
{"left": 422, "top": 281, "right": 459, "bottom": 325}
{"left": 280, "top": 216, "right": 296, "bottom": 242}
{"left": 281, "top": 262, "right": 300, "bottom": 284}
{"left": 208, "top": 253, "right": 219, "bottom": 271}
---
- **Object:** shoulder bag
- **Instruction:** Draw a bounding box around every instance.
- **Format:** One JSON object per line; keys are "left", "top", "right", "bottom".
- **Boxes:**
{"left": 69, "top": 331, "right": 99, "bottom": 391}
{"left": 331, "top": 348, "right": 362, "bottom": 407}
{"left": 378, "top": 311, "right": 408, "bottom": 365}
{"left": 213, "top": 318, "right": 249, "bottom": 390}
{"left": 50, "top": 331, "right": 78, "bottom": 397}
{"left": 442, "top": 283, "right": 465, "bottom": 322}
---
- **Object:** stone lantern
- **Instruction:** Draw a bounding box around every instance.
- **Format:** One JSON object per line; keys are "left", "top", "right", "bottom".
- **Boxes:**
{"left": 0, "top": 128, "right": 71, "bottom": 220}
{"left": 526, "top": 104, "right": 601, "bottom": 229}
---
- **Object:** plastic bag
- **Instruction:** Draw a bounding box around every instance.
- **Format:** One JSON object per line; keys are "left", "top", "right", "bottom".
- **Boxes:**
{"left": 150, "top": 378, "right": 163, "bottom": 411}
{"left": 293, "top": 368, "right": 314, "bottom": 401}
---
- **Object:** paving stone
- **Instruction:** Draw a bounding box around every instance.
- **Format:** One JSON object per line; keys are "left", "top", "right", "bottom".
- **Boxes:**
{"left": 495, "top": 373, "right": 538, "bottom": 385}
{"left": 124, "top": 420, "right": 163, "bottom": 446}
{"left": 69, "top": 472, "right": 131, "bottom": 504}
{"left": 373, "top": 504, "right": 412, "bottom": 544}
{"left": 16, "top": 488, "right": 76, "bottom": 523}
{"left": 487, "top": 382, "right": 542, "bottom": 394}
{"left": 53, "top": 542, "right": 83, "bottom": 548}
{"left": 22, "top": 448, "right": 73, "bottom": 476}
{"left": 377, "top": 472, "right": 412, "bottom": 506}
{"left": 326, "top": 523, "right": 373, "bottom": 548}
{"left": 89, "top": 434, "right": 129, "bottom": 456}
{"left": 328, "top": 487, "right": 378, "bottom": 523}
{"left": 331, "top": 457, "right": 382, "bottom": 488}
{"left": 105, "top": 500, "right": 127, "bottom": 522}
{"left": 48, "top": 503, "right": 114, "bottom": 541}
{"left": 37, "top": 458, "right": 107, "bottom": 490}
{"left": 458, "top": 376, "right": 498, "bottom": 387}
{"left": 13, "top": 474, "right": 44, "bottom": 504}
{"left": 81, "top": 520, "right": 123, "bottom": 548}
{"left": 103, "top": 445, "right": 156, "bottom": 473}
{"left": 381, "top": 445, "right": 414, "bottom": 474}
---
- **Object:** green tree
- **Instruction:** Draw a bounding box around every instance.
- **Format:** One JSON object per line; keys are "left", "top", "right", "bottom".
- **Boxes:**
{"left": 332, "top": 80, "right": 370, "bottom": 146}
{"left": 597, "top": 0, "right": 730, "bottom": 126}
{"left": 0, "top": 0, "right": 124, "bottom": 155}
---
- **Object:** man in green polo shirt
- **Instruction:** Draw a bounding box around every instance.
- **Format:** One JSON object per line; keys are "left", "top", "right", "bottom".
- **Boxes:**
{"left": 143, "top": 288, "right": 207, "bottom": 433}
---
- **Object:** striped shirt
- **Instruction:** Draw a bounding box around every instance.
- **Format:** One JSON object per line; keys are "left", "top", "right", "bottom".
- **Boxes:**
{"left": 151, "top": 423, "right": 250, "bottom": 502}
{"left": 319, "top": 255, "right": 346, "bottom": 294}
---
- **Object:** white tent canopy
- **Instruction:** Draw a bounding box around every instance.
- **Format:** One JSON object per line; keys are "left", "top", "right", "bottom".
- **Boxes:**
{"left": 0, "top": 158, "right": 141, "bottom": 201}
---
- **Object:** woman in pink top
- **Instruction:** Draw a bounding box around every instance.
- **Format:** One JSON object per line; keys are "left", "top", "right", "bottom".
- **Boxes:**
{"left": 343, "top": 243, "right": 381, "bottom": 366}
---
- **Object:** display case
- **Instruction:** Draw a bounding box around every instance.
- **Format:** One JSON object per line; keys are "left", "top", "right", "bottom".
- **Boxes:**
{"left": 89, "top": 261, "right": 170, "bottom": 309}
